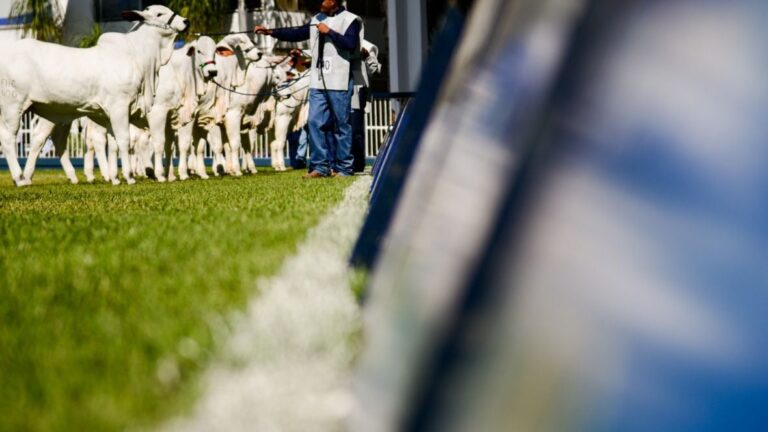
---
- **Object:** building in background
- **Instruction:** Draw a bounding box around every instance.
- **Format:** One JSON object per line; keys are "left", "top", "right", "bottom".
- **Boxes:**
{"left": 0, "top": 0, "right": 458, "bottom": 93}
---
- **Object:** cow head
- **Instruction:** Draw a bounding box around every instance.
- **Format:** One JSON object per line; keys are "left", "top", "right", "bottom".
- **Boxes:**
{"left": 188, "top": 36, "right": 218, "bottom": 82}
{"left": 122, "top": 5, "right": 189, "bottom": 34}
{"left": 216, "top": 35, "right": 264, "bottom": 89}
{"left": 217, "top": 34, "right": 263, "bottom": 63}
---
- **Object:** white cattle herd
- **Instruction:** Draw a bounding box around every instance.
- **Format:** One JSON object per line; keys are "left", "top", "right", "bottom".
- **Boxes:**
{"left": 0, "top": 5, "right": 311, "bottom": 187}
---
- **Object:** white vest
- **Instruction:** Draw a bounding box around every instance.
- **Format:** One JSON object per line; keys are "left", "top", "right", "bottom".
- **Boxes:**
{"left": 310, "top": 10, "right": 363, "bottom": 91}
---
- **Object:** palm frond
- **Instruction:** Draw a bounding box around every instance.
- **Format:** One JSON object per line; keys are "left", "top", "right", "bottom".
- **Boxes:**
{"left": 78, "top": 23, "right": 102, "bottom": 48}
{"left": 10, "top": 0, "right": 63, "bottom": 43}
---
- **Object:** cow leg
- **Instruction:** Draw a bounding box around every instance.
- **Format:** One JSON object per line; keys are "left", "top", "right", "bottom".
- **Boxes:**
{"left": 108, "top": 110, "right": 134, "bottom": 185}
{"left": 0, "top": 108, "right": 28, "bottom": 186}
{"left": 164, "top": 125, "right": 176, "bottom": 183}
{"left": 139, "top": 128, "right": 149, "bottom": 177}
{"left": 240, "top": 131, "right": 249, "bottom": 173}
{"left": 271, "top": 114, "right": 290, "bottom": 171}
{"left": 224, "top": 110, "right": 244, "bottom": 177}
{"left": 177, "top": 124, "right": 192, "bottom": 181}
{"left": 94, "top": 129, "right": 111, "bottom": 182}
{"left": 107, "top": 133, "right": 119, "bottom": 184}
{"left": 83, "top": 121, "right": 95, "bottom": 182}
{"left": 195, "top": 132, "right": 209, "bottom": 180}
{"left": 128, "top": 127, "right": 140, "bottom": 178}
{"left": 22, "top": 117, "right": 56, "bottom": 182}
{"left": 84, "top": 143, "right": 95, "bottom": 182}
{"left": 84, "top": 121, "right": 109, "bottom": 182}
{"left": 177, "top": 121, "right": 194, "bottom": 179}
{"left": 49, "top": 122, "right": 78, "bottom": 184}
{"left": 141, "top": 131, "right": 154, "bottom": 178}
{"left": 246, "top": 129, "right": 258, "bottom": 174}
{"left": 148, "top": 107, "right": 168, "bottom": 182}
{"left": 222, "top": 142, "right": 234, "bottom": 175}
{"left": 240, "top": 130, "right": 256, "bottom": 174}
{"left": 208, "top": 126, "right": 225, "bottom": 177}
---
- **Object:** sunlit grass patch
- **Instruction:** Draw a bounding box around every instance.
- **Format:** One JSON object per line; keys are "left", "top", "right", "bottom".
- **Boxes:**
{"left": 0, "top": 169, "right": 353, "bottom": 431}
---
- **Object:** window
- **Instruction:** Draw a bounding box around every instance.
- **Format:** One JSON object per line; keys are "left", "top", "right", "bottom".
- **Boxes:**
{"left": 97, "top": 0, "right": 142, "bottom": 22}
{"left": 97, "top": 0, "right": 171, "bottom": 22}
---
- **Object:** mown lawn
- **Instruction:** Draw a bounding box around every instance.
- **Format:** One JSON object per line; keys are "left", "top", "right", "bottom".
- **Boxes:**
{"left": 0, "top": 169, "right": 353, "bottom": 431}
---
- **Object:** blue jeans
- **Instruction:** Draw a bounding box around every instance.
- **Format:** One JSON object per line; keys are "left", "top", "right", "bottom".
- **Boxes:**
{"left": 297, "top": 127, "right": 309, "bottom": 161}
{"left": 308, "top": 81, "right": 354, "bottom": 176}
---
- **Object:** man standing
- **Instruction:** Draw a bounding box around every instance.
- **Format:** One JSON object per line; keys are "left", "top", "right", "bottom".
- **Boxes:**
{"left": 256, "top": 0, "right": 363, "bottom": 178}
{"left": 351, "top": 40, "right": 382, "bottom": 172}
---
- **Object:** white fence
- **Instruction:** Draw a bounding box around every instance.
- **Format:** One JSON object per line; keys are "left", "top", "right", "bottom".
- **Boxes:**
{"left": 1, "top": 99, "right": 393, "bottom": 162}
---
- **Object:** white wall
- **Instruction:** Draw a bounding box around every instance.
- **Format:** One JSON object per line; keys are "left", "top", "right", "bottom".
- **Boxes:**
{"left": 0, "top": 0, "right": 21, "bottom": 42}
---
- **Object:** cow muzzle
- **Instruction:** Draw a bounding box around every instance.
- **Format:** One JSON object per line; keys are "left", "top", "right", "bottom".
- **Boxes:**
{"left": 200, "top": 60, "right": 217, "bottom": 81}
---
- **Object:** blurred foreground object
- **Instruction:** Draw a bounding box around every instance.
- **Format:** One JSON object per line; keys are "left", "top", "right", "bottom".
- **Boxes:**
{"left": 352, "top": 0, "right": 768, "bottom": 431}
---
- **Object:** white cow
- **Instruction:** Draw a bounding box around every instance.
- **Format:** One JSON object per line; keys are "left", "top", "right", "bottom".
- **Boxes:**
{"left": 177, "top": 34, "right": 276, "bottom": 179}
{"left": 0, "top": 5, "right": 188, "bottom": 187}
{"left": 269, "top": 69, "right": 310, "bottom": 171}
{"left": 146, "top": 36, "right": 219, "bottom": 182}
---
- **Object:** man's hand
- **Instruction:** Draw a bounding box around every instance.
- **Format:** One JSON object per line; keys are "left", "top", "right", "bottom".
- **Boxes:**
{"left": 316, "top": 23, "right": 331, "bottom": 35}
{"left": 254, "top": 25, "right": 272, "bottom": 36}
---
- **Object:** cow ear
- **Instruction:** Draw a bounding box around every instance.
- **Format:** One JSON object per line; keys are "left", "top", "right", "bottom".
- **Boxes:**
{"left": 187, "top": 44, "right": 196, "bottom": 57}
{"left": 216, "top": 46, "right": 235, "bottom": 57}
{"left": 121, "top": 10, "right": 145, "bottom": 22}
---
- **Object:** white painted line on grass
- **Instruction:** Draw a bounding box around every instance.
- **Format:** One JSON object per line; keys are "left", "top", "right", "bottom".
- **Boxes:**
{"left": 162, "top": 175, "right": 372, "bottom": 432}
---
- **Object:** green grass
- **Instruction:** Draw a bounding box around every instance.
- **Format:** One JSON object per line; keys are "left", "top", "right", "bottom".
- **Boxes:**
{"left": 0, "top": 169, "right": 353, "bottom": 431}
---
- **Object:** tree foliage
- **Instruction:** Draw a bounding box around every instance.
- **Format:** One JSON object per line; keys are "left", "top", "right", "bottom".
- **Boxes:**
{"left": 10, "top": 0, "right": 63, "bottom": 43}
{"left": 77, "top": 23, "right": 102, "bottom": 49}
{"left": 167, "top": 0, "right": 231, "bottom": 41}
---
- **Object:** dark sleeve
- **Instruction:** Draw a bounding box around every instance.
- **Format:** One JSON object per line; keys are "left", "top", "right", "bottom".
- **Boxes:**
{"left": 327, "top": 20, "right": 360, "bottom": 52}
{"left": 271, "top": 24, "right": 311, "bottom": 42}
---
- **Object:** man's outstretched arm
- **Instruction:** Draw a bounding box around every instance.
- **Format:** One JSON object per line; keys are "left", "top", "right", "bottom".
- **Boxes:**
{"left": 255, "top": 24, "right": 310, "bottom": 42}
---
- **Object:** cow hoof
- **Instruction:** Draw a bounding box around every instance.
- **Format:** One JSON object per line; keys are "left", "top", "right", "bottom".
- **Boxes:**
{"left": 199, "top": 174, "right": 210, "bottom": 180}
{"left": 111, "top": 179, "right": 121, "bottom": 186}
{"left": 179, "top": 175, "right": 189, "bottom": 181}
{"left": 168, "top": 177, "right": 177, "bottom": 183}
{"left": 157, "top": 176, "right": 167, "bottom": 183}
{"left": 69, "top": 178, "right": 79, "bottom": 185}
{"left": 15, "top": 178, "right": 32, "bottom": 187}
{"left": 126, "top": 178, "right": 136, "bottom": 185}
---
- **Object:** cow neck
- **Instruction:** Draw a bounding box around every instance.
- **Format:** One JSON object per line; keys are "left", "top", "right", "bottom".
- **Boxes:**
{"left": 125, "top": 24, "right": 177, "bottom": 115}
{"left": 188, "top": 48, "right": 207, "bottom": 99}
{"left": 243, "top": 60, "right": 272, "bottom": 100}
{"left": 126, "top": 24, "right": 175, "bottom": 75}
